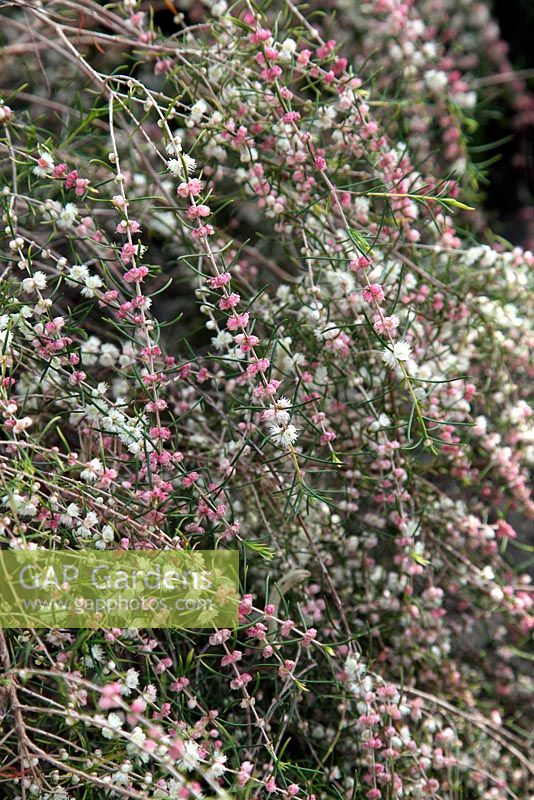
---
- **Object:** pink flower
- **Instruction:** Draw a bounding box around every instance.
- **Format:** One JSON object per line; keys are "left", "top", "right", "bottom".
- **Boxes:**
{"left": 317, "top": 39, "right": 336, "bottom": 59}
{"left": 177, "top": 178, "right": 203, "bottom": 198}
{"left": 123, "top": 266, "right": 148, "bottom": 283}
{"left": 112, "top": 194, "right": 127, "bottom": 209}
{"left": 227, "top": 312, "right": 250, "bottom": 331}
{"left": 0, "top": 105, "right": 13, "bottom": 122}
{"left": 190, "top": 224, "right": 214, "bottom": 239}
{"left": 209, "top": 272, "right": 232, "bottom": 289}
{"left": 75, "top": 178, "right": 90, "bottom": 196}
{"left": 52, "top": 163, "right": 68, "bottom": 179}
{"left": 155, "top": 657, "right": 173, "bottom": 673}
{"left": 182, "top": 471, "right": 200, "bottom": 488}
{"left": 280, "top": 619, "right": 294, "bottom": 636}
{"left": 222, "top": 522, "right": 240, "bottom": 539}
{"left": 261, "top": 66, "right": 283, "bottom": 82}
{"left": 168, "top": 736, "right": 185, "bottom": 760}
{"left": 362, "top": 283, "right": 384, "bottom": 303}
{"left": 149, "top": 426, "right": 171, "bottom": 441}
{"left": 264, "top": 47, "right": 279, "bottom": 61}
{"left": 209, "top": 629, "right": 232, "bottom": 646}
{"left": 250, "top": 28, "right": 272, "bottom": 44}
{"left": 373, "top": 314, "right": 399, "bottom": 335}
{"left": 219, "top": 292, "right": 240, "bottom": 310}
{"left": 170, "top": 677, "right": 190, "bottom": 691}
{"left": 121, "top": 243, "right": 137, "bottom": 264}
{"left": 302, "top": 628, "right": 317, "bottom": 647}
{"left": 130, "top": 697, "right": 146, "bottom": 713}
{"left": 350, "top": 256, "right": 372, "bottom": 270}
{"left": 221, "top": 650, "right": 242, "bottom": 667}
{"left": 297, "top": 49, "right": 311, "bottom": 67}
{"left": 237, "top": 761, "right": 253, "bottom": 786}
{"left": 278, "top": 659, "right": 295, "bottom": 678}
{"left": 239, "top": 594, "right": 254, "bottom": 618}
{"left": 98, "top": 682, "right": 122, "bottom": 710}
{"left": 187, "top": 204, "right": 211, "bottom": 219}
{"left": 116, "top": 219, "right": 141, "bottom": 234}
{"left": 230, "top": 672, "right": 252, "bottom": 689}
{"left": 282, "top": 111, "right": 301, "bottom": 123}
{"left": 234, "top": 333, "right": 260, "bottom": 352}
{"left": 68, "top": 371, "right": 86, "bottom": 385}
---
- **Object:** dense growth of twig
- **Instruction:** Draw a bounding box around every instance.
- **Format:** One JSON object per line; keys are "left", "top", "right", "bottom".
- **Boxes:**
{"left": 0, "top": 1, "right": 532, "bottom": 799}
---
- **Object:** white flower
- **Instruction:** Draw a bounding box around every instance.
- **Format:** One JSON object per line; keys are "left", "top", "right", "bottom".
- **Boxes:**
{"left": 167, "top": 159, "right": 182, "bottom": 176}
{"left": 425, "top": 69, "right": 448, "bottom": 93}
{"left": 100, "top": 343, "right": 120, "bottom": 366}
{"left": 338, "top": 91, "right": 354, "bottom": 111}
{"left": 490, "top": 586, "right": 504, "bottom": 602}
{"left": 102, "top": 712, "right": 123, "bottom": 739}
{"left": 167, "top": 154, "right": 196, "bottom": 178}
{"left": 95, "top": 382, "right": 109, "bottom": 396}
{"left": 281, "top": 37, "right": 296, "bottom": 55}
{"left": 211, "top": 1, "right": 227, "bottom": 17}
{"left": 33, "top": 151, "right": 55, "bottom": 177}
{"left": 57, "top": 203, "right": 78, "bottom": 229}
{"left": 0, "top": 104, "right": 12, "bottom": 123}
{"left": 125, "top": 668, "right": 140, "bottom": 689}
{"left": 264, "top": 398, "right": 292, "bottom": 426}
{"left": 143, "top": 684, "right": 157, "bottom": 702}
{"left": 101, "top": 525, "right": 114, "bottom": 542}
{"left": 89, "top": 644, "right": 104, "bottom": 662}
{"left": 12, "top": 417, "right": 33, "bottom": 434}
{"left": 80, "top": 458, "right": 103, "bottom": 482}
{"left": 60, "top": 503, "right": 80, "bottom": 527}
{"left": 81, "top": 275, "right": 103, "bottom": 298}
{"left": 166, "top": 133, "right": 183, "bottom": 156}
{"left": 382, "top": 340, "right": 413, "bottom": 368}
{"left": 270, "top": 423, "right": 299, "bottom": 448}
{"left": 454, "top": 90, "right": 477, "bottom": 109}
{"left": 127, "top": 726, "right": 147, "bottom": 754}
{"left": 404, "top": 520, "right": 421, "bottom": 539}
{"left": 208, "top": 753, "right": 227, "bottom": 778}
{"left": 105, "top": 408, "right": 126, "bottom": 427}
{"left": 67, "top": 264, "right": 90, "bottom": 286}
{"left": 176, "top": 740, "right": 202, "bottom": 772}
{"left": 190, "top": 99, "right": 208, "bottom": 121}
{"left": 370, "top": 413, "right": 391, "bottom": 432}
{"left": 211, "top": 330, "right": 233, "bottom": 350}
{"left": 279, "top": 38, "right": 297, "bottom": 62}
{"left": 184, "top": 153, "right": 197, "bottom": 174}
{"left": 354, "top": 196, "right": 370, "bottom": 221}
{"left": 82, "top": 511, "right": 99, "bottom": 529}
{"left": 21, "top": 271, "right": 47, "bottom": 293}
{"left": 131, "top": 726, "right": 146, "bottom": 746}
{"left": 316, "top": 106, "right": 337, "bottom": 130}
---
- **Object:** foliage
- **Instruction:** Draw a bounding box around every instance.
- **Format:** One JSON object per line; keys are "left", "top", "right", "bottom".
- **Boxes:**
{"left": 0, "top": 1, "right": 532, "bottom": 799}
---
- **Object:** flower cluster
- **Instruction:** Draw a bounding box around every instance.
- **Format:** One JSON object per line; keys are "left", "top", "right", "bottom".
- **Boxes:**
{"left": 0, "top": 1, "right": 532, "bottom": 799}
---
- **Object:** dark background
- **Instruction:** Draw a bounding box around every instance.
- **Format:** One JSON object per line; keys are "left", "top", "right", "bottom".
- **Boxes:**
{"left": 486, "top": 0, "right": 534, "bottom": 244}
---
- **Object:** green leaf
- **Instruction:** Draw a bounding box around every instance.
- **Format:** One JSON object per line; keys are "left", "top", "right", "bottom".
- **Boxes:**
{"left": 410, "top": 550, "right": 431, "bottom": 566}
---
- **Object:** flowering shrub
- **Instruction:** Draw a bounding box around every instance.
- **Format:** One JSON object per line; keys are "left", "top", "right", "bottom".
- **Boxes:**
{"left": 0, "top": 1, "right": 532, "bottom": 799}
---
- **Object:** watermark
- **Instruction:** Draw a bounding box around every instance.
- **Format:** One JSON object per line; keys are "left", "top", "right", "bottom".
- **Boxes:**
{"left": 0, "top": 550, "right": 238, "bottom": 628}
